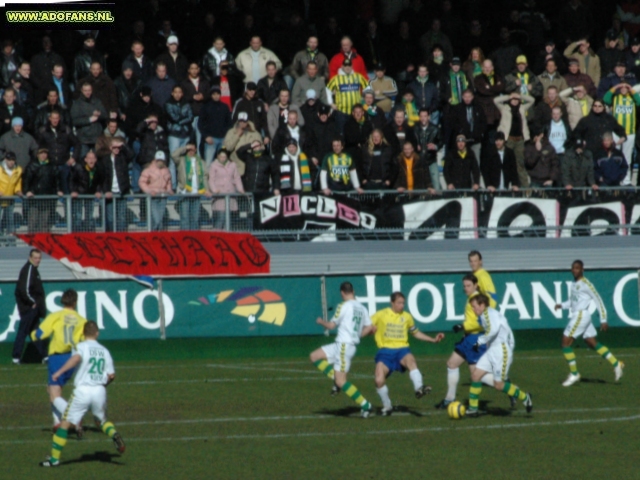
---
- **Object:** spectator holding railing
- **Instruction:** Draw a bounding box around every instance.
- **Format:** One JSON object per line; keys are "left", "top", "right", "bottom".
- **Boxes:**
{"left": 138, "top": 150, "right": 173, "bottom": 231}
{"left": 360, "top": 129, "right": 393, "bottom": 190}
{"left": 22, "top": 148, "right": 62, "bottom": 233}
{"left": 0, "top": 151, "right": 22, "bottom": 238}
{"left": 208, "top": 148, "right": 244, "bottom": 230}
{"left": 561, "top": 138, "right": 598, "bottom": 190}
{"left": 320, "top": 137, "right": 364, "bottom": 196}
{"left": 36, "top": 110, "right": 80, "bottom": 194}
{"left": 172, "top": 143, "right": 210, "bottom": 231}
{"left": 394, "top": 141, "right": 435, "bottom": 193}
{"left": 524, "top": 129, "right": 560, "bottom": 187}
{"left": 69, "top": 149, "right": 103, "bottom": 232}
{"left": 443, "top": 134, "right": 480, "bottom": 190}
{"left": 593, "top": 132, "right": 628, "bottom": 187}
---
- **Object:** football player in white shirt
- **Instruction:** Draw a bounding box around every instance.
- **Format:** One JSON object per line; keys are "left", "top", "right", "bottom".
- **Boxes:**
{"left": 554, "top": 260, "right": 624, "bottom": 387}
{"left": 310, "top": 281, "right": 375, "bottom": 417}
{"left": 40, "top": 321, "right": 125, "bottom": 467}
{"left": 466, "top": 294, "right": 533, "bottom": 417}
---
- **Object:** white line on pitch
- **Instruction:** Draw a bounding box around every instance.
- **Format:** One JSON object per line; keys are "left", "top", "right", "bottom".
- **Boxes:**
{"left": 1, "top": 413, "right": 638, "bottom": 446}
{"left": 0, "top": 406, "right": 633, "bottom": 432}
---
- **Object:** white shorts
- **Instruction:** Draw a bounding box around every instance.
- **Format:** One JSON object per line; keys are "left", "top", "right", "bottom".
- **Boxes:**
{"left": 63, "top": 385, "right": 107, "bottom": 426}
{"left": 563, "top": 310, "right": 597, "bottom": 339}
{"left": 476, "top": 342, "right": 513, "bottom": 382}
{"left": 321, "top": 342, "right": 356, "bottom": 373}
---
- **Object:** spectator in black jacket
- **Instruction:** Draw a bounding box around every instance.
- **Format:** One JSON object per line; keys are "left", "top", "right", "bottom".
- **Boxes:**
{"left": 573, "top": 100, "right": 626, "bottom": 153}
{"left": 12, "top": 249, "right": 47, "bottom": 364}
{"left": 394, "top": 141, "right": 434, "bottom": 192}
{"left": 482, "top": 132, "right": 520, "bottom": 191}
{"left": 100, "top": 137, "right": 133, "bottom": 231}
{"left": 443, "top": 134, "right": 480, "bottom": 190}
{"left": 413, "top": 109, "right": 443, "bottom": 190}
{"left": 0, "top": 39, "right": 23, "bottom": 89}
{"left": 343, "top": 105, "right": 373, "bottom": 173}
{"left": 145, "top": 62, "right": 176, "bottom": 108}
{"left": 383, "top": 109, "right": 417, "bottom": 157}
{"left": 23, "top": 148, "right": 62, "bottom": 233}
{"left": 211, "top": 61, "right": 244, "bottom": 111}
{"left": 0, "top": 88, "right": 28, "bottom": 135}
{"left": 181, "top": 63, "right": 210, "bottom": 154}
{"left": 237, "top": 140, "right": 279, "bottom": 194}
{"left": 257, "top": 61, "right": 288, "bottom": 106}
{"left": 360, "top": 129, "right": 393, "bottom": 189}
{"left": 124, "top": 86, "right": 164, "bottom": 143}
{"left": 30, "top": 36, "right": 66, "bottom": 101}
{"left": 307, "top": 105, "right": 338, "bottom": 175}
{"left": 36, "top": 110, "right": 80, "bottom": 193}
{"left": 231, "top": 82, "right": 268, "bottom": 135}
{"left": 70, "top": 82, "right": 107, "bottom": 159}
{"left": 122, "top": 40, "right": 154, "bottom": 82}
{"left": 73, "top": 34, "right": 106, "bottom": 85}
{"left": 40, "top": 64, "right": 72, "bottom": 108}
{"left": 155, "top": 35, "right": 189, "bottom": 83}
{"left": 70, "top": 149, "right": 103, "bottom": 231}
{"left": 114, "top": 64, "right": 140, "bottom": 116}
{"left": 33, "top": 89, "right": 71, "bottom": 129}
{"left": 199, "top": 86, "right": 232, "bottom": 167}
{"left": 271, "top": 110, "right": 308, "bottom": 159}
{"left": 135, "top": 114, "right": 169, "bottom": 192}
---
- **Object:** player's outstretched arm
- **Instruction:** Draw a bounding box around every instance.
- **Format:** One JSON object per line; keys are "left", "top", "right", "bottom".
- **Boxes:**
{"left": 316, "top": 317, "right": 337, "bottom": 330}
{"left": 412, "top": 330, "right": 445, "bottom": 343}
{"left": 105, "top": 373, "right": 116, "bottom": 387}
{"left": 51, "top": 354, "right": 82, "bottom": 382}
{"left": 361, "top": 325, "right": 375, "bottom": 337}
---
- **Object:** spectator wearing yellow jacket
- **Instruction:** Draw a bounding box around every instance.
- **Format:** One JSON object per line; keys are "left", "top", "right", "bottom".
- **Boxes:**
{"left": 0, "top": 151, "right": 22, "bottom": 237}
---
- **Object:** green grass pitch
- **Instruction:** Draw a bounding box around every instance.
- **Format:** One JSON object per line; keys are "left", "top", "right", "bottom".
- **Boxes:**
{"left": 1, "top": 329, "right": 639, "bottom": 479}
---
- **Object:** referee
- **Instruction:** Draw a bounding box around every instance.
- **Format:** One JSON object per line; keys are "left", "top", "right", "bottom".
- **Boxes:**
{"left": 12, "top": 249, "right": 47, "bottom": 364}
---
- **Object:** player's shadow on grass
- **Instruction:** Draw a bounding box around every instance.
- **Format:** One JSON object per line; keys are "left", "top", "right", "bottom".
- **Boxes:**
{"left": 62, "top": 451, "right": 124, "bottom": 466}
{"left": 393, "top": 405, "right": 427, "bottom": 417}
{"left": 578, "top": 377, "right": 607, "bottom": 384}
{"left": 315, "top": 406, "right": 362, "bottom": 417}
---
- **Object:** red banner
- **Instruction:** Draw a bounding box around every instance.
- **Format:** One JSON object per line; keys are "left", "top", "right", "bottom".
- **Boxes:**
{"left": 17, "top": 232, "right": 270, "bottom": 277}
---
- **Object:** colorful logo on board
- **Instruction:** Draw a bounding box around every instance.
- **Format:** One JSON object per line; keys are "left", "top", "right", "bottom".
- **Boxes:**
{"left": 190, "top": 287, "right": 287, "bottom": 326}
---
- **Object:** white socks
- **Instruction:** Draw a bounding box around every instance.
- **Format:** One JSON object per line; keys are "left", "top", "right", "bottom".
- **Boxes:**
{"left": 445, "top": 367, "right": 460, "bottom": 401}
{"left": 409, "top": 369, "right": 423, "bottom": 390}
{"left": 52, "top": 397, "right": 68, "bottom": 425}
{"left": 376, "top": 385, "right": 392, "bottom": 409}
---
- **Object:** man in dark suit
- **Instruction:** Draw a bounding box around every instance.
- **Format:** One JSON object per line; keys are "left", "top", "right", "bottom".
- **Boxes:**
{"left": 100, "top": 137, "right": 133, "bottom": 232}
{"left": 481, "top": 132, "right": 520, "bottom": 191}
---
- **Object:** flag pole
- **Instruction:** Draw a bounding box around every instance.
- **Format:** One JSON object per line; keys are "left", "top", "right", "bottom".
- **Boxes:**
{"left": 158, "top": 279, "right": 166, "bottom": 340}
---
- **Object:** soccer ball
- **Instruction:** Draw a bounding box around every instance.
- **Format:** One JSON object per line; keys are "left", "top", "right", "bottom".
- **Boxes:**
{"left": 447, "top": 401, "right": 466, "bottom": 419}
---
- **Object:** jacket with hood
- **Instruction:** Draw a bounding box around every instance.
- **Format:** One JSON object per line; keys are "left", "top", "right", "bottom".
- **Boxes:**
{"left": 237, "top": 143, "right": 280, "bottom": 193}
{"left": 201, "top": 47, "right": 236, "bottom": 82}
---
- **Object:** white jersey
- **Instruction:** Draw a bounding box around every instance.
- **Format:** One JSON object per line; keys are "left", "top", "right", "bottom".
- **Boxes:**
{"left": 72, "top": 339, "right": 115, "bottom": 387}
{"left": 561, "top": 277, "right": 607, "bottom": 322}
{"left": 332, "top": 299, "right": 371, "bottom": 345}
{"left": 477, "top": 307, "right": 514, "bottom": 349}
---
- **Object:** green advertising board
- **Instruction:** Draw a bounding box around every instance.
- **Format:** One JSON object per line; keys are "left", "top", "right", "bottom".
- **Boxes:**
{"left": 0, "top": 270, "right": 638, "bottom": 342}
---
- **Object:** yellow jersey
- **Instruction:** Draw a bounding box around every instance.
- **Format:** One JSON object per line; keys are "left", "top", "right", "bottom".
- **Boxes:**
{"left": 463, "top": 291, "right": 483, "bottom": 334}
{"left": 474, "top": 268, "right": 497, "bottom": 309}
{"left": 31, "top": 308, "right": 86, "bottom": 355}
{"left": 371, "top": 307, "right": 416, "bottom": 349}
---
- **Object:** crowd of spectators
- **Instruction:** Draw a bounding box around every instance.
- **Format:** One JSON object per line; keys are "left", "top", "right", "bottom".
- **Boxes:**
{"left": 0, "top": 0, "right": 638, "bottom": 233}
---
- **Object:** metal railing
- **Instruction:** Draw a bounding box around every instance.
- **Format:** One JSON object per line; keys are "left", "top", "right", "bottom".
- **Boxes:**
{"left": 1, "top": 187, "right": 639, "bottom": 244}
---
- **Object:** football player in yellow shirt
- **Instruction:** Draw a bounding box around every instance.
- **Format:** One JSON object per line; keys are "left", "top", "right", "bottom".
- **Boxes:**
{"left": 468, "top": 250, "right": 497, "bottom": 308}
{"left": 371, "top": 292, "right": 444, "bottom": 416}
{"left": 31, "top": 289, "right": 87, "bottom": 431}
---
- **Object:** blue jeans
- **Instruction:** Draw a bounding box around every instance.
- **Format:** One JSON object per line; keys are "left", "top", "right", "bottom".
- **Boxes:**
{"left": 105, "top": 196, "right": 127, "bottom": 232}
{"left": 150, "top": 197, "right": 167, "bottom": 231}
{"left": 212, "top": 210, "right": 225, "bottom": 230}
{"left": 203, "top": 137, "right": 224, "bottom": 169}
{"left": 71, "top": 198, "right": 97, "bottom": 232}
{"left": 0, "top": 201, "right": 15, "bottom": 234}
{"left": 168, "top": 136, "right": 189, "bottom": 190}
{"left": 179, "top": 196, "right": 201, "bottom": 230}
{"left": 79, "top": 144, "right": 94, "bottom": 161}
{"left": 334, "top": 111, "right": 349, "bottom": 135}
{"left": 429, "top": 162, "right": 441, "bottom": 191}
{"left": 192, "top": 116, "right": 201, "bottom": 154}
{"left": 59, "top": 164, "right": 72, "bottom": 194}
